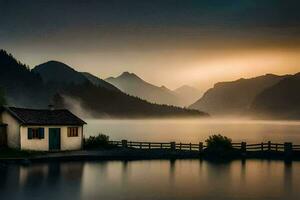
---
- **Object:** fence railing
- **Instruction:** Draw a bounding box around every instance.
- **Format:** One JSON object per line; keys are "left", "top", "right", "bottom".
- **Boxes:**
{"left": 109, "top": 140, "right": 299, "bottom": 154}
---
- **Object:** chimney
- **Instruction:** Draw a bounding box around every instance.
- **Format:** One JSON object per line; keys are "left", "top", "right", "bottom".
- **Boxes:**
{"left": 48, "top": 104, "right": 54, "bottom": 111}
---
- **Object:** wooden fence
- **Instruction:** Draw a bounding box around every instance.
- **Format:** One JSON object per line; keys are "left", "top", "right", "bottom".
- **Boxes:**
{"left": 109, "top": 140, "right": 299, "bottom": 153}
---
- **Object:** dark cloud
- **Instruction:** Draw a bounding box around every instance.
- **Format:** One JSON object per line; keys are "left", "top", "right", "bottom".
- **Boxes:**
{"left": 1, "top": 0, "right": 300, "bottom": 40}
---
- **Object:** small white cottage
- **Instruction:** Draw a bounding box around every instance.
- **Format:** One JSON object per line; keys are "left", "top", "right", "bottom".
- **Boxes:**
{"left": 0, "top": 107, "right": 86, "bottom": 151}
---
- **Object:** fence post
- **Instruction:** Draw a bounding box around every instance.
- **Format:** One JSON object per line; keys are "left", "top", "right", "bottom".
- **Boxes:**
{"left": 170, "top": 142, "right": 176, "bottom": 151}
{"left": 189, "top": 143, "right": 192, "bottom": 151}
{"left": 268, "top": 141, "right": 271, "bottom": 152}
{"left": 241, "top": 142, "right": 247, "bottom": 153}
{"left": 199, "top": 142, "right": 203, "bottom": 152}
{"left": 284, "top": 142, "right": 293, "bottom": 156}
{"left": 261, "top": 142, "right": 264, "bottom": 151}
{"left": 179, "top": 142, "right": 182, "bottom": 150}
{"left": 148, "top": 143, "right": 151, "bottom": 149}
{"left": 140, "top": 142, "right": 142, "bottom": 149}
{"left": 122, "top": 140, "right": 128, "bottom": 148}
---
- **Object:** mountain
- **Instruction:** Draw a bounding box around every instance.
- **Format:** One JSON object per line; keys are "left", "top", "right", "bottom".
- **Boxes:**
{"left": 250, "top": 73, "right": 300, "bottom": 119}
{"left": 33, "top": 63, "right": 207, "bottom": 118}
{"left": 189, "top": 74, "right": 289, "bottom": 116}
{"left": 81, "top": 72, "right": 120, "bottom": 92}
{"left": 174, "top": 85, "right": 202, "bottom": 106}
{"left": 0, "top": 50, "right": 208, "bottom": 118}
{"left": 53, "top": 82, "right": 208, "bottom": 118}
{"left": 0, "top": 50, "right": 48, "bottom": 107}
{"left": 106, "top": 72, "right": 183, "bottom": 106}
{"left": 0, "top": 50, "right": 207, "bottom": 118}
{"left": 33, "top": 61, "right": 119, "bottom": 92}
{"left": 33, "top": 61, "right": 87, "bottom": 85}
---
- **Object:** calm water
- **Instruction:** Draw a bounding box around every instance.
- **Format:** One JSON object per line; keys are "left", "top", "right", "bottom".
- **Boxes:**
{"left": 85, "top": 119, "right": 300, "bottom": 143}
{"left": 2, "top": 119, "right": 300, "bottom": 199}
{"left": 0, "top": 160, "right": 299, "bottom": 200}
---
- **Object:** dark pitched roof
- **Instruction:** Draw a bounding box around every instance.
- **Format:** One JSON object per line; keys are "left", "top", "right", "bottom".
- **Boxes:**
{"left": 4, "top": 107, "right": 86, "bottom": 126}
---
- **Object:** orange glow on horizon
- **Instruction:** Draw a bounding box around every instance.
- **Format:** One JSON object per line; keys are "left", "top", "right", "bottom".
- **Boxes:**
{"left": 7, "top": 46, "right": 300, "bottom": 94}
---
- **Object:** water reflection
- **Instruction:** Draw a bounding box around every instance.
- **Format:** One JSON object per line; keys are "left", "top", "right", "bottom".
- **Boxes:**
{"left": 0, "top": 160, "right": 299, "bottom": 200}
{"left": 121, "top": 161, "right": 129, "bottom": 185}
{"left": 0, "top": 164, "right": 20, "bottom": 199}
{"left": 240, "top": 159, "right": 246, "bottom": 183}
{"left": 284, "top": 161, "right": 292, "bottom": 196}
{"left": 0, "top": 162, "right": 83, "bottom": 200}
{"left": 169, "top": 159, "right": 176, "bottom": 184}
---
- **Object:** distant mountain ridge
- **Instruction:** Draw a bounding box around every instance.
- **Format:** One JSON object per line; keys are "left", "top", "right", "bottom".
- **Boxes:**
{"left": 54, "top": 82, "right": 208, "bottom": 118}
{"left": 81, "top": 72, "right": 120, "bottom": 92}
{"left": 6, "top": 48, "right": 300, "bottom": 119}
{"left": 250, "top": 73, "right": 300, "bottom": 119}
{"left": 106, "top": 72, "right": 183, "bottom": 106}
{"left": 189, "top": 74, "right": 289, "bottom": 116}
{"left": 0, "top": 49, "right": 207, "bottom": 118}
{"left": 174, "top": 85, "right": 202, "bottom": 106}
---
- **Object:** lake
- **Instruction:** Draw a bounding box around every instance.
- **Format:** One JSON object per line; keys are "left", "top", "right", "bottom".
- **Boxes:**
{"left": 1, "top": 160, "right": 299, "bottom": 200}
{"left": 85, "top": 119, "right": 300, "bottom": 144}
{"left": 1, "top": 119, "right": 300, "bottom": 199}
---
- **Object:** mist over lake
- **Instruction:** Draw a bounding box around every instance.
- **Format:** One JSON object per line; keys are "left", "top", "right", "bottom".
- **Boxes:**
{"left": 85, "top": 119, "right": 300, "bottom": 143}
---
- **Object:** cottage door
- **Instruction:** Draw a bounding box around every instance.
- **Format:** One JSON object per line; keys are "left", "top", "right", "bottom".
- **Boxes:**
{"left": 49, "top": 128, "right": 61, "bottom": 151}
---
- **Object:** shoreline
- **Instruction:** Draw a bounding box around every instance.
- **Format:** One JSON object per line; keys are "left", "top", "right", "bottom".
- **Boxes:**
{"left": 1, "top": 148, "right": 300, "bottom": 164}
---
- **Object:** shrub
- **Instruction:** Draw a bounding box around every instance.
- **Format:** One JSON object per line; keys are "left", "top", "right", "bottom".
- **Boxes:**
{"left": 205, "top": 134, "right": 232, "bottom": 152}
{"left": 84, "top": 133, "right": 110, "bottom": 149}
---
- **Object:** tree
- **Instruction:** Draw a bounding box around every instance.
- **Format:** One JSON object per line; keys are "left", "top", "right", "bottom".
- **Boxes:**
{"left": 0, "top": 87, "right": 6, "bottom": 106}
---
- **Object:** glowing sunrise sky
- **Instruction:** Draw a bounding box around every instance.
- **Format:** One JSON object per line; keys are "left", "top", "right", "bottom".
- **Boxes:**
{"left": 1, "top": 0, "right": 300, "bottom": 92}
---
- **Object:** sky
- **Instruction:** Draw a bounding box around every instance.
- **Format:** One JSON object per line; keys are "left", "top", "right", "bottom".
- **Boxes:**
{"left": 1, "top": 0, "right": 300, "bottom": 92}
